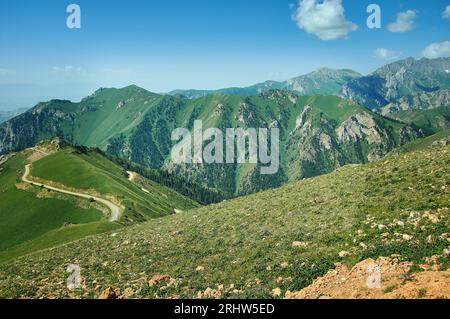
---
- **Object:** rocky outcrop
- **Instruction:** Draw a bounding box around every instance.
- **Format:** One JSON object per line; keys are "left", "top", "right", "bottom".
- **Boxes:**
{"left": 0, "top": 101, "right": 75, "bottom": 155}
{"left": 285, "top": 257, "right": 450, "bottom": 299}
{"left": 342, "top": 58, "right": 450, "bottom": 109}
{"left": 379, "top": 89, "right": 450, "bottom": 115}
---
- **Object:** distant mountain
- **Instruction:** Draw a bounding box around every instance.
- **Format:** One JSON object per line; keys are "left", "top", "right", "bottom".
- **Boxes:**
{"left": 284, "top": 68, "right": 361, "bottom": 95}
{"left": 169, "top": 68, "right": 361, "bottom": 99}
{"left": 341, "top": 58, "right": 450, "bottom": 109}
{"left": 0, "top": 108, "right": 28, "bottom": 123}
{"left": 0, "top": 86, "right": 420, "bottom": 195}
{"left": 379, "top": 89, "right": 450, "bottom": 115}
{"left": 376, "top": 89, "right": 450, "bottom": 136}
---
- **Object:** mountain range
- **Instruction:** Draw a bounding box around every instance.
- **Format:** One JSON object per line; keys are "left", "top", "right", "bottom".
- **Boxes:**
{"left": 0, "top": 87, "right": 420, "bottom": 195}
{"left": 170, "top": 58, "right": 450, "bottom": 112}
{"left": 341, "top": 58, "right": 450, "bottom": 109}
{"left": 1, "top": 57, "right": 450, "bottom": 299}
{"left": 169, "top": 68, "right": 361, "bottom": 98}
{"left": 1, "top": 57, "right": 449, "bottom": 196}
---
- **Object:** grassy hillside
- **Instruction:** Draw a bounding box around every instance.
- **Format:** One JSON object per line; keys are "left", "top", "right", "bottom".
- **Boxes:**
{"left": 0, "top": 142, "right": 198, "bottom": 262}
{"left": 392, "top": 129, "right": 450, "bottom": 154}
{"left": 387, "top": 107, "right": 450, "bottom": 136}
{"left": 1, "top": 144, "right": 448, "bottom": 299}
{"left": 30, "top": 146, "right": 198, "bottom": 222}
{"left": 0, "top": 152, "right": 106, "bottom": 252}
{"left": 0, "top": 86, "right": 420, "bottom": 196}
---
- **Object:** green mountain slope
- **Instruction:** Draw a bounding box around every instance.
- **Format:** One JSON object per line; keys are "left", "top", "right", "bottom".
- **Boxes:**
{"left": 169, "top": 68, "right": 361, "bottom": 98}
{"left": 0, "top": 149, "right": 107, "bottom": 253}
{"left": 0, "top": 87, "right": 421, "bottom": 195}
{"left": 0, "top": 108, "right": 28, "bottom": 124}
{"left": 1, "top": 144, "right": 448, "bottom": 299}
{"left": 386, "top": 107, "right": 450, "bottom": 135}
{"left": 115, "top": 92, "right": 420, "bottom": 194}
{"left": 0, "top": 141, "right": 198, "bottom": 262}
{"left": 391, "top": 129, "right": 450, "bottom": 154}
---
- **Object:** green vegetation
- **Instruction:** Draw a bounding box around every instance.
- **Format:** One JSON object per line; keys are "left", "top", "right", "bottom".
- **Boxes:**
{"left": 0, "top": 85, "right": 420, "bottom": 196}
{"left": 108, "top": 154, "right": 231, "bottom": 205}
{"left": 0, "top": 143, "right": 198, "bottom": 263}
{"left": 0, "top": 152, "right": 104, "bottom": 252}
{"left": 1, "top": 145, "right": 448, "bottom": 298}
{"left": 0, "top": 222, "right": 120, "bottom": 262}
{"left": 418, "top": 288, "right": 428, "bottom": 298}
{"left": 30, "top": 146, "right": 198, "bottom": 223}
{"left": 393, "top": 129, "right": 450, "bottom": 153}
{"left": 387, "top": 107, "right": 450, "bottom": 135}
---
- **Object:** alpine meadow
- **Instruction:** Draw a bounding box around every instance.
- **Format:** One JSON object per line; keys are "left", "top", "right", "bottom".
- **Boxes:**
{"left": 0, "top": 0, "right": 449, "bottom": 303}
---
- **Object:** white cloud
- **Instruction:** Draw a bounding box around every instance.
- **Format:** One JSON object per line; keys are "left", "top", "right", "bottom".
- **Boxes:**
{"left": 443, "top": 6, "right": 450, "bottom": 19}
{"left": 387, "top": 10, "right": 417, "bottom": 33}
{"left": 421, "top": 41, "right": 450, "bottom": 59}
{"left": 292, "top": 0, "right": 358, "bottom": 40}
{"left": 52, "top": 66, "right": 84, "bottom": 75}
{"left": 375, "top": 48, "right": 402, "bottom": 60}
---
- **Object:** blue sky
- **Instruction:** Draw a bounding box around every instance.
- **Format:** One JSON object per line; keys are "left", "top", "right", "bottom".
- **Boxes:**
{"left": 0, "top": 0, "right": 449, "bottom": 110}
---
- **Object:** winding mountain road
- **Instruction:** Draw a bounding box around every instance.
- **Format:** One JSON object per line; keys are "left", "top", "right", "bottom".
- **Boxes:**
{"left": 22, "top": 164, "right": 122, "bottom": 222}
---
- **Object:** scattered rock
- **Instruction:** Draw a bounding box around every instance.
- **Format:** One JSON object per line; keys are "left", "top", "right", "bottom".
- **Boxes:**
{"left": 121, "top": 288, "right": 135, "bottom": 299}
{"left": 339, "top": 251, "right": 351, "bottom": 258}
{"left": 196, "top": 266, "right": 205, "bottom": 273}
{"left": 402, "top": 234, "right": 413, "bottom": 241}
{"left": 396, "top": 220, "right": 405, "bottom": 227}
{"left": 148, "top": 274, "right": 171, "bottom": 287}
{"left": 198, "top": 287, "right": 222, "bottom": 299}
{"left": 99, "top": 287, "right": 121, "bottom": 299}
{"left": 292, "top": 241, "right": 308, "bottom": 248}
{"left": 272, "top": 288, "right": 282, "bottom": 298}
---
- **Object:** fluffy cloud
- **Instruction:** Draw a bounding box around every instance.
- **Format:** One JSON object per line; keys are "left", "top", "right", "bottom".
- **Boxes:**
{"left": 387, "top": 10, "right": 417, "bottom": 33}
{"left": 375, "top": 48, "right": 402, "bottom": 60}
{"left": 421, "top": 41, "right": 450, "bottom": 59}
{"left": 443, "top": 6, "right": 450, "bottom": 19}
{"left": 292, "top": 0, "right": 358, "bottom": 40}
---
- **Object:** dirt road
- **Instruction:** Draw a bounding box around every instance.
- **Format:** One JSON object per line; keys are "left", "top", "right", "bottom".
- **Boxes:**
{"left": 22, "top": 164, "right": 122, "bottom": 222}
